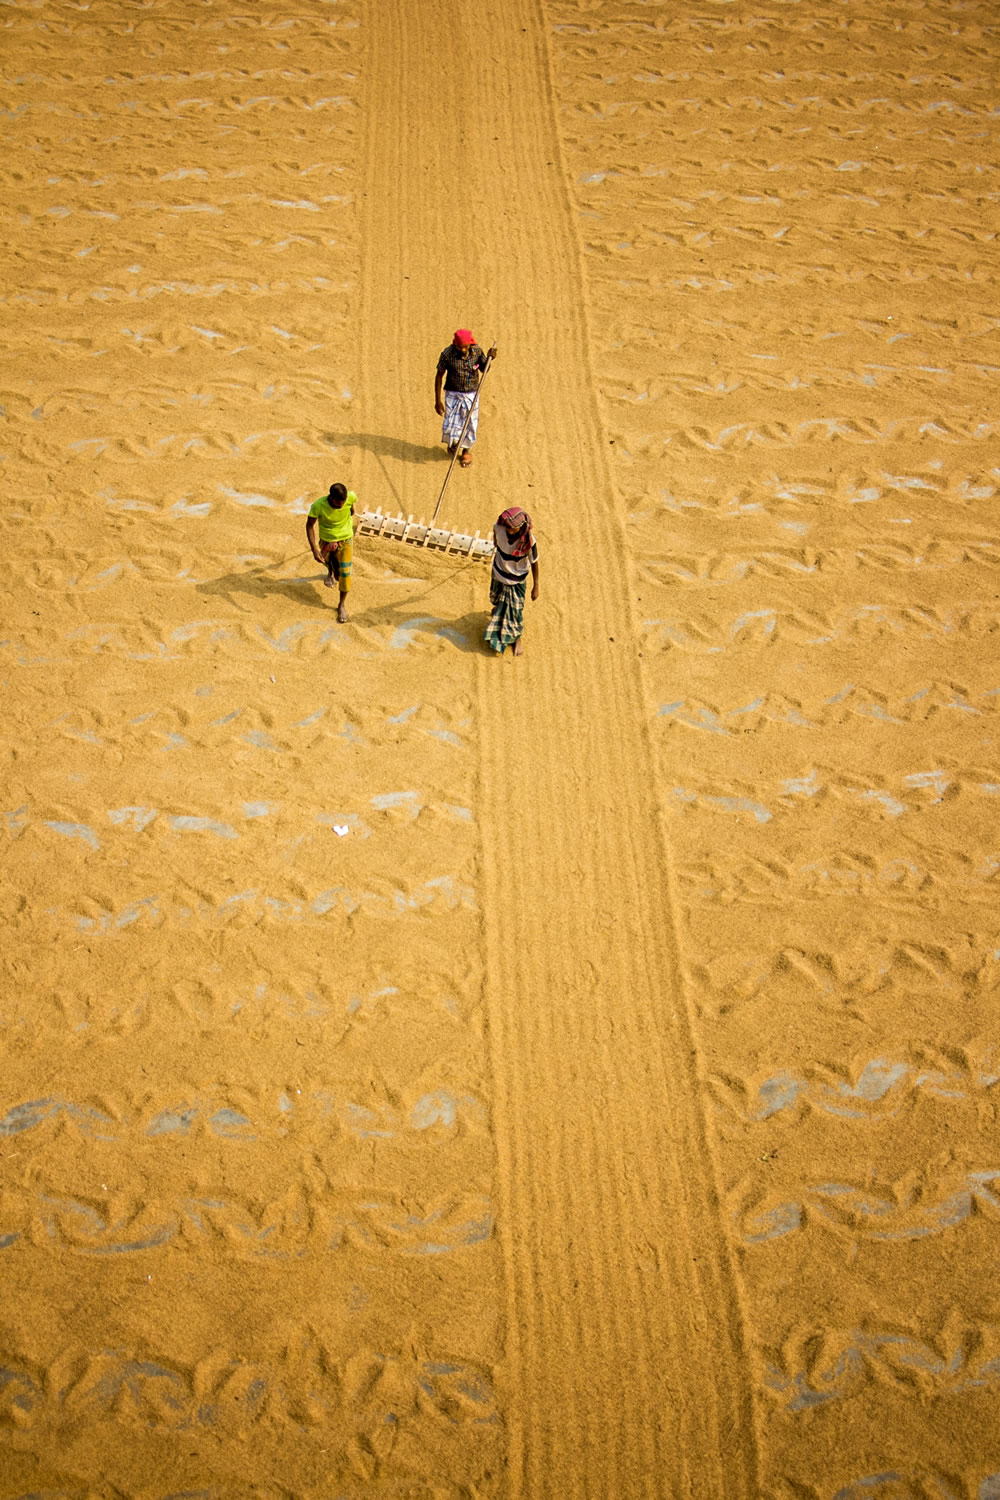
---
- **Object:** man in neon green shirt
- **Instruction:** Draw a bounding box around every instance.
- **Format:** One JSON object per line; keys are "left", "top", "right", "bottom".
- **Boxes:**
{"left": 306, "top": 482, "right": 357, "bottom": 623}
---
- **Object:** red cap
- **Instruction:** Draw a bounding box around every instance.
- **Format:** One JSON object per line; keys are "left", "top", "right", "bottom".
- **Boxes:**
{"left": 454, "top": 328, "right": 475, "bottom": 345}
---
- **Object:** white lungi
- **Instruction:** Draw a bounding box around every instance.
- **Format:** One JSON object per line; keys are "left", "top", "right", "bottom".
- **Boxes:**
{"left": 442, "top": 389, "right": 479, "bottom": 448}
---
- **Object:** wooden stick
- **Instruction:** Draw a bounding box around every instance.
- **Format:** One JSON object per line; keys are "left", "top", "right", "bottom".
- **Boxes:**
{"left": 431, "top": 343, "right": 496, "bottom": 525}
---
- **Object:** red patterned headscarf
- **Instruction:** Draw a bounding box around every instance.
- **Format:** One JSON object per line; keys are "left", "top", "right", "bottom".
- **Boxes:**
{"left": 498, "top": 507, "right": 533, "bottom": 558}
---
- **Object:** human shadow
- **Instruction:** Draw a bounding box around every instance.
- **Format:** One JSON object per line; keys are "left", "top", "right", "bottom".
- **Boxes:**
{"left": 347, "top": 603, "right": 490, "bottom": 654}
{"left": 194, "top": 565, "right": 492, "bottom": 648}
{"left": 321, "top": 431, "right": 447, "bottom": 511}
{"left": 195, "top": 565, "right": 332, "bottom": 612}
{"left": 325, "top": 431, "right": 446, "bottom": 466}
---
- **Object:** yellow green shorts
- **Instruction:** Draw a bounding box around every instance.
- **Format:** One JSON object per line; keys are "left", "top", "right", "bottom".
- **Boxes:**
{"left": 321, "top": 536, "right": 353, "bottom": 592}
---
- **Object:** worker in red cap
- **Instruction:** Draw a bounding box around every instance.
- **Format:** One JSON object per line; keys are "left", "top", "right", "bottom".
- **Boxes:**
{"left": 434, "top": 329, "right": 498, "bottom": 468}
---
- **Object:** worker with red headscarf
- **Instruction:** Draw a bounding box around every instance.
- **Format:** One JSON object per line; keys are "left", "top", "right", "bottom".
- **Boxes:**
{"left": 485, "top": 507, "right": 539, "bottom": 657}
{"left": 434, "top": 329, "right": 498, "bottom": 468}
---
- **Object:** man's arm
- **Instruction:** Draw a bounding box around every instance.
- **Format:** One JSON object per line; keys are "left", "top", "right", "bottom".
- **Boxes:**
{"left": 306, "top": 515, "right": 323, "bottom": 562}
{"left": 434, "top": 368, "right": 445, "bottom": 415}
{"left": 530, "top": 557, "right": 539, "bottom": 602}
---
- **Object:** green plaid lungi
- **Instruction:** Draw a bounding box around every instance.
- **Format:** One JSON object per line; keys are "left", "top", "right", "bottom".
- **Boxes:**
{"left": 484, "top": 578, "right": 526, "bottom": 653}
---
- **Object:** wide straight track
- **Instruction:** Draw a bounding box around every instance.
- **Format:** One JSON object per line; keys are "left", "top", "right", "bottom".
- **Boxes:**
{"left": 357, "top": 4, "right": 759, "bottom": 1495}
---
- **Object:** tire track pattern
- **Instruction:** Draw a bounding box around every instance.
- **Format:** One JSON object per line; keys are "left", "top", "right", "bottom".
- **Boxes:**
{"left": 351, "top": 0, "right": 764, "bottom": 1495}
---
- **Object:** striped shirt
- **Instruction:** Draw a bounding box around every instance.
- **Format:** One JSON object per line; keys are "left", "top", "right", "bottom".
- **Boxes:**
{"left": 492, "top": 523, "right": 538, "bottom": 585}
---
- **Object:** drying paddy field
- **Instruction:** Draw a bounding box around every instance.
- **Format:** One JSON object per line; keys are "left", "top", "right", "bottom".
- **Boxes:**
{"left": 1, "top": 0, "right": 999, "bottom": 1495}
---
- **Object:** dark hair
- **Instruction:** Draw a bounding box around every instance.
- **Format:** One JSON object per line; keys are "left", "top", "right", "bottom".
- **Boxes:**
{"left": 328, "top": 482, "right": 348, "bottom": 504}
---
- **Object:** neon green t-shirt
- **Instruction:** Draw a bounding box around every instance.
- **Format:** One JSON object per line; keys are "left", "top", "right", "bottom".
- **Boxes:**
{"left": 309, "top": 490, "right": 356, "bottom": 542}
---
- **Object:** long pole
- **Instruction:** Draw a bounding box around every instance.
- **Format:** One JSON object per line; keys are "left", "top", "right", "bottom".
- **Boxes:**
{"left": 431, "top": 345, "right": 496, "bottom": 525}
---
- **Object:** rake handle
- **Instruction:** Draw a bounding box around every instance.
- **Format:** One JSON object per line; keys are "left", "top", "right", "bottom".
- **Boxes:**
{"left": 431, "top": 345, "right": 496, "bottom": 525}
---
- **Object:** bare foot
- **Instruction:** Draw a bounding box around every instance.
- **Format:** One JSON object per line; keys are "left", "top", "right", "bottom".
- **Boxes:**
{"left": 323, "top": 573, "right": 336, "bottom": 589}
{"left": 337, "top": 601, "right": 350, "bottom": 623}
{"left": 459, "top": 450, "right": 472, "bottom": 468}
{"left": 512, "top": 638, "right": 524, "bottom": 657}
{"left": 447, "top": 444, "right": 457, "bottom": 456}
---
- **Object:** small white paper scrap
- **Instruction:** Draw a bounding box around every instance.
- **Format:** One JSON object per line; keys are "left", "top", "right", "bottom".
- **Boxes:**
{"left": 333, "top": 824, "right": 349, "bottom": 837}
